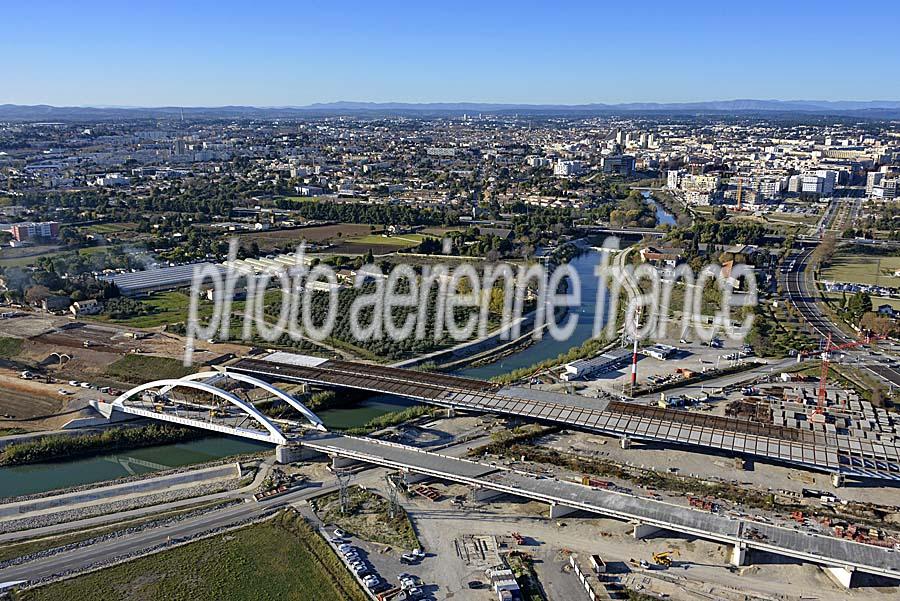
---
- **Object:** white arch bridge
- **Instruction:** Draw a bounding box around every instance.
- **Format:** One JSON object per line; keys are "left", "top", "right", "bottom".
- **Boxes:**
{"left": 90, "top": 370, "right": 326, "bottom": 445}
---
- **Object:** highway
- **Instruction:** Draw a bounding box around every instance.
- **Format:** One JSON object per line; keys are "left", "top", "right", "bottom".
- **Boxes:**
{"left": 781, "top": 248, "right": 854, "bottom": 345}
{"left": 780, "top": 248, "right": 900, "bottom": 390}
{"left": 0, "top": 483, "right": 337, "bottom": 585}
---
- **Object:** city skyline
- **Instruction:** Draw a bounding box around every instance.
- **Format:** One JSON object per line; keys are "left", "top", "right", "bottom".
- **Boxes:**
{"left": 3, "top": 0, "right": 900, "bottom": 106}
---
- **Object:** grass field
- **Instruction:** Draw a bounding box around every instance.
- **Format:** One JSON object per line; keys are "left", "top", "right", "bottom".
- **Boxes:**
{"left": 14, "top": 511, "right": 367, "bottom": 601}
{"left": 315, "top": 486, "right": 419, "bottom": 551}
{"left": 105, "top": 354, "right": 194, "bottom": 384}
{"left": 821, "top": 252, "right": 900, "bottom": 287}
{"left": 0, "top": 336, "right": 23, "bottom": 358}
{"left": 95, "top": 291, "right": 220, "bottom": 329}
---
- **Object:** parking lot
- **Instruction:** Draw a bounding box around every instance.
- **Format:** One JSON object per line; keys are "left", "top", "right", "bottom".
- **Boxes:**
{"left": 320, "top": 524, "right": 435, "bottom": 600}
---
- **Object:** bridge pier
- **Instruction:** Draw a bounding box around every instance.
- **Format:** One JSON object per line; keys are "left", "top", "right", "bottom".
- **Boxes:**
{"left": 730, "top": 542, "right": 748, "bottom": 567}
{"left": 549, "top": 502, "right": 578, "bottom": 519}
{"left": 275, "top": 444, "right": 323, "bottom": 464}
{"left": 631, "top": 522, "right": 663, "bottom": 539}
{"left": 620, "top": 437, "right": 633, "bottom": 450}
{"left": 831, "top": 473, "right": 845, "bottom": 488}
{"left": 824, "top": 566, "right": 857, "bottom": 589}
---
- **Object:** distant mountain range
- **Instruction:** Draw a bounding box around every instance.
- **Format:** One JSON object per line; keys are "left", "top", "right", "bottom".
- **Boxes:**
{"left": 303, "top": 99, "right": 900, "bottom": 112}
{"left": 2, "top": 99, "right": 900, "bottom": 121}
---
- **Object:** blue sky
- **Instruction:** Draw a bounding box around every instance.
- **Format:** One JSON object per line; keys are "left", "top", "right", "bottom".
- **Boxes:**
{"left": 2, "top": 0, "right": 898, "bottom": 106}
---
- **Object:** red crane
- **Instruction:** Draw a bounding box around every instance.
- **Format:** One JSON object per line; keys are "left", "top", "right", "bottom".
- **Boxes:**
{"left": 800, "top": 333, "right": 884, "bottom": 411}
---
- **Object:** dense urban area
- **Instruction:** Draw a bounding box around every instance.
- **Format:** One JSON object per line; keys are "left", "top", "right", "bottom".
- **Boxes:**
{"left": 0, "top": 107, "right": 899, "bottom": 601}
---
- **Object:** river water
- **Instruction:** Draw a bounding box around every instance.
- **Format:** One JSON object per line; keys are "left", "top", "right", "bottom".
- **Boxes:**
{"left": 1, "top": 248, "right": 620, "bottom": 498}
{"left": 645, "top": 191, "right": 677, "bottom": 227}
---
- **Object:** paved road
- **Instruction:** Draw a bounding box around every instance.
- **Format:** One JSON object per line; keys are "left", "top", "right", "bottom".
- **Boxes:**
{"left": 0, "top": 483, "right": 337, "bottom": 585}
{"left": 0, "top": 458, "right": 275, "bottom": 545}
{"left": 781, "top": 248, "right": 854, "bottom": 345}
{"left": 781, "top": 248, "right": 900, "bottom": 390}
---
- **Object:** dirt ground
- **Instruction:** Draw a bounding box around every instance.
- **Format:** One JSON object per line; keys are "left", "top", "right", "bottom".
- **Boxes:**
{"left": 0, "top": 369, "right": 65, "bottom": 419}
{"left": 0, "top": 313, "right": 252, "bottom": 431}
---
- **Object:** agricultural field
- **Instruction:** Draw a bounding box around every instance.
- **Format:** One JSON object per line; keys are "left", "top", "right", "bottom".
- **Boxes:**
{"left": 330, "top": 232, "right": 435, "bottom": 255}
{"left": 0, "top": 244, "right": 65, "bottom": 268}
{"left": 240, "top": 223, "right": 373, "bottom": 252}
{"left": 0, "top": 244, "right": 123, "bottom": 268}
{"left": 821, "top": 252, "right": 900, "bottom": 287}
{"left": 14, "top": 511, "right": 368, "bottom": 601}
{"left": 79, "top": 222, "right": 139, "bottom": 235}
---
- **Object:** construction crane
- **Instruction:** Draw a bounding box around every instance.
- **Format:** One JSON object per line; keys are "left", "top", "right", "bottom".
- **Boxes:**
{"left": 652, "top": 549, "right": 680, "bottom": 567}
{"left": 799, "top": 333, "right": 885, "bottom": 411}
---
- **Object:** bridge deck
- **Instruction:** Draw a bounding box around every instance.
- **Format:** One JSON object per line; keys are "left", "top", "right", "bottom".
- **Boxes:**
{"left": 227, "top": 356, "right": 900, "bottom": 481}
{"left": 299, "top": 433, "right": 900, "bottom": 580}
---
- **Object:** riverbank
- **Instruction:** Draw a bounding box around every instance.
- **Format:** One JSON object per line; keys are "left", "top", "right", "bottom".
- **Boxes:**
{"left": 0, "top": 424, "right": 204, "bottom": 467}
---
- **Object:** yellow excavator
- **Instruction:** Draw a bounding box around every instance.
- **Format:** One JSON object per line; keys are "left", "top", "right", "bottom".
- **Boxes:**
{"left": 652, "top": 549, "right": 680, "bottom": 568}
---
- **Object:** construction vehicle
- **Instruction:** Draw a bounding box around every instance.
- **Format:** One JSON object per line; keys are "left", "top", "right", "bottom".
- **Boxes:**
{"left": 652, "top": 549, "right": 680, "bottom": 567}
{"left": 511, "top": 532, "right": 526, "bottom": 545}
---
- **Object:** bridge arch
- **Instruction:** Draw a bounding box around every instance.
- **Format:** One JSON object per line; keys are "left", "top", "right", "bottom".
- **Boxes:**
{"left": 111, "top": 379, "right": 289, "bottom": 444}
{"left": 161, "top": 370, "right": 326, "bottom": 431}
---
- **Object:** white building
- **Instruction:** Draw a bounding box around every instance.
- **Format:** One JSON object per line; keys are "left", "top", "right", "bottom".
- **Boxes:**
{"left": 554, "top": 160, "right": 587, "bottom": 177}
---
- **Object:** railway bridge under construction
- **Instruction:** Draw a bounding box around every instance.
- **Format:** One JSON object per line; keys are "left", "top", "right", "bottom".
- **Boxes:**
{"left": 225, "top": 352, "right": 900, "bottom": 483}
{"left": 89, "top": 351, "right": 900, "bottom": 586}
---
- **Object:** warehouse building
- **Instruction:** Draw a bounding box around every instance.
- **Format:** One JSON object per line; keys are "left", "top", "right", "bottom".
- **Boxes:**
{"left": 561, "top": 348, "right": 632, "bottom": 381}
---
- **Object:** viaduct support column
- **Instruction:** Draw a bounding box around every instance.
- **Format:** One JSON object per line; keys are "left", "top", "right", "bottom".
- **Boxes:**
{"left": 632, "top": 522, "right": 662, "bottom": 539}
{"left": 824, "top": 566, "right": 857, "bottom": 589}
{"left": 730, "top": 542, "right": 748, "bottom": 567}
